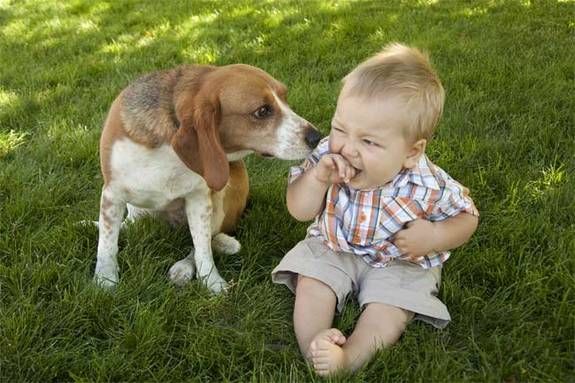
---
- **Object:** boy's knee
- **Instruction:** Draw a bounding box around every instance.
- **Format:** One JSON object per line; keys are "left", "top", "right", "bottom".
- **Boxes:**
{"left": 296, "top": 275, "right": 336, "bottom": 298}
{"left": 296, "top": 274, "right": 330, "bottom": 289}
{"left": 364, "top": 303, "right": 412, "bottom": 337}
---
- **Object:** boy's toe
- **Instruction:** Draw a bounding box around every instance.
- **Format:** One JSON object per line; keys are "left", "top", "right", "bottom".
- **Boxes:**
{"left": 309, "top": 341, "right": 318, "bottom": 354}
{"left": 330, "top": 334, "right": 346, "bottom": 345}
{"left": 326, "top": 329, "right": 346, "bottom": 344}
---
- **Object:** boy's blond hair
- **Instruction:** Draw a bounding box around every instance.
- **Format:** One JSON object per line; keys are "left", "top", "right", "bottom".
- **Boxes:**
{"left": 343, "top": 43, "right": 445, "bottom": 142}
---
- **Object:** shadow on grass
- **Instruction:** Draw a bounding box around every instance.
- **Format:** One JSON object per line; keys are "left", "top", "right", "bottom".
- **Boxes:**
{"left": 1, "top": 0, "right": 572, "bottom": 160}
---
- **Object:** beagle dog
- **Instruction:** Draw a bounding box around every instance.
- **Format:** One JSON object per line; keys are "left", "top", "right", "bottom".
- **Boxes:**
{"left": 94, "top": 64, "right": 321, "bottom": 293}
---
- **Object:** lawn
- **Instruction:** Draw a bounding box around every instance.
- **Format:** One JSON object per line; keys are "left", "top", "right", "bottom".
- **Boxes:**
{"left": 1, "top": 0, "right": 573, "bottom": 381}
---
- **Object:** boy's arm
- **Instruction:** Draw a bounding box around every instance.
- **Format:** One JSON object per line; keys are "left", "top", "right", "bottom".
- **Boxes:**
{"left": 430, "top": 212, "right": 478, "bottom": 251}
{"left": 287, "top": 153, "right": 357, "bottom": 221}
{"left": 393, "top": 212, "right": 479, "bottom": 260}
{"left": 286, "top": 167, "right": 330, "bottom": 221}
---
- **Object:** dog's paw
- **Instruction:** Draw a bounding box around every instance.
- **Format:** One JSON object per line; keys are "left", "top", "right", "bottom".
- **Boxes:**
{"left": 195, "top": 260, "right": 229, "bottom": 294}
{"left": 168, "top": 257, "right": 196, "bottom": 287}
{"left": 211, "top": 233, "right": 241, "bottom": 255}
{"left": 204, "top": 273, "right": 229, "bottom": 294}
{"left": 94, "top": 260, "right": 119, "bottom": 288}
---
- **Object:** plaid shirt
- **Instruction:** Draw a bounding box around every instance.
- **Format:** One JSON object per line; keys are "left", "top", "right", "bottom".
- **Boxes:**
{"left": 289, "top": 137, "right": 478, "bottom": 269}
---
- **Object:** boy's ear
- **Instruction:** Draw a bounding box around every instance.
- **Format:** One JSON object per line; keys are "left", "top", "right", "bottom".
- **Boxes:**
{"left": 403, "top": 139, "right": 427, "bottom": 169}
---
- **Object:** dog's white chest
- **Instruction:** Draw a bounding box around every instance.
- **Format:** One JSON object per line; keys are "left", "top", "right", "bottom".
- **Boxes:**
{"left": 109, "top": 139, "right": 205, "bottom": 208}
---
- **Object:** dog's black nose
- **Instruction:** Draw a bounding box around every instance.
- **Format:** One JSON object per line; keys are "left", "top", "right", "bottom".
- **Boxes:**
{"left": 304, "top": 128, "right": 322, "bottom": 149}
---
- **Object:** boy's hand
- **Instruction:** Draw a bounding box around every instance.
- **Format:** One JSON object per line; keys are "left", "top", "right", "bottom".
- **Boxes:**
{"left": 393, "top": 219, "right": 437, "bottom": 262}
{"left": 313, "top": 154, "right": 356, "bottom": 185}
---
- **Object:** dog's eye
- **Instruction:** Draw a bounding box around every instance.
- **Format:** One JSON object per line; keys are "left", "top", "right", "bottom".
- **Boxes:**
{"left": 253, "top": 104, "right": 273, "bottom": 119}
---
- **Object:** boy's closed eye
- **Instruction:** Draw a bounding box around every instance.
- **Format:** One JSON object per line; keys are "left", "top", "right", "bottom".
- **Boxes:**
{"left": 363, "top": 138, "right": 385, "bottom": 149}
{"left": 362, "top": 139, "right": 379, "bottom": 147}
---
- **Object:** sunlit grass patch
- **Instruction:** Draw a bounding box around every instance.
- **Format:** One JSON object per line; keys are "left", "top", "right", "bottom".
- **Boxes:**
{"left": 0, "top": 88, "right": 19, "bottom": 109}
{"left": 526, "top": 165, "right": 566, "bottom": 200}
{"left": 0, "top": 130, "right": 27, "bottom": 158}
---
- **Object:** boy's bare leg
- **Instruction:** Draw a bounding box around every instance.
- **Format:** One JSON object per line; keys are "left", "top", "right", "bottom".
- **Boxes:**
{"left": 310, "top": 303, "right": 412, "bottom": 376}
{"left": 293, "top": 275, "right": 340, "bottom": 358}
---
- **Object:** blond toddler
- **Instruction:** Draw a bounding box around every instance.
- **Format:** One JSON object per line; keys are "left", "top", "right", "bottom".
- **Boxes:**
{"left": 272, "top": 43, "right": 479, "bottom": 376}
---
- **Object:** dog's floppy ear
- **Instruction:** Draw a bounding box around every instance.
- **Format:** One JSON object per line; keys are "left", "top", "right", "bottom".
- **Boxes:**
{"left": 172, "top": 93, "right": 229, "bottom": 191}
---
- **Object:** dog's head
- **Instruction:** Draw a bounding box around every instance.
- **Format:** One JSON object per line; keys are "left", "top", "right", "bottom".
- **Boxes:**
{"left": 172, "top": 64, "right": 321, "bottom": 191}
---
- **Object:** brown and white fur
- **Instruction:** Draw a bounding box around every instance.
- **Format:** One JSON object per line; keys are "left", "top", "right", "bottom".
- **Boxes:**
{"left": 94, "top": 64, "right": 321, "bottom": 293}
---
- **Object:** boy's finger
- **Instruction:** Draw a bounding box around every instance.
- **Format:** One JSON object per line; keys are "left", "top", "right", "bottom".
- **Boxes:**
{"left": 332, "top": 156, "right": 347, "bottom": 179}
{"left": 344, "top": 167, "right": 351, "bottom": 183}
{"left": 338, "top": 162, "right": 347, "bottom": 179}
{"left": 346, "top": 165, "right": 354, "bottom": 182}
{"left": 330, "top": 157, "right": 337, "bottom": 169}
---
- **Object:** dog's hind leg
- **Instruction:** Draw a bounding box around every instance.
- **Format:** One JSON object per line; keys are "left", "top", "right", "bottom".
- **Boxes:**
{"left": 212, "top": 233, "right": 241, "bottom": 255}
{"left": 168, "top": 248, "right": 196, "bottom": 287}
{"left": 210, "top": 187, "right": 241, "bottom": 255}
{"left": 93, "top": 188, "right": 126, "bottom": 288}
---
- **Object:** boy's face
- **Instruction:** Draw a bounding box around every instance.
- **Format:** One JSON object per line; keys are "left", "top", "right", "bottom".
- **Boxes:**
{"left": 329, "top": 90, "right": 424, "bottom": 189}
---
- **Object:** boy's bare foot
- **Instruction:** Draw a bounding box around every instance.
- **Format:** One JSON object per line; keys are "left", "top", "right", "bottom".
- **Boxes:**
{"left": 309, "top": 328, "right": 347, "bottom": 376}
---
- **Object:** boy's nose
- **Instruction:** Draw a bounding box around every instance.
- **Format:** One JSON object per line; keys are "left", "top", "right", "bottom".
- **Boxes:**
{"left": 342, "top": 143, "right": 359, "bottom": 158}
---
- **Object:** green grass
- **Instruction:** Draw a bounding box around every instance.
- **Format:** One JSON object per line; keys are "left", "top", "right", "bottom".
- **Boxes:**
{"left": 1, "top": 0, "right": 574, "bottom": 381}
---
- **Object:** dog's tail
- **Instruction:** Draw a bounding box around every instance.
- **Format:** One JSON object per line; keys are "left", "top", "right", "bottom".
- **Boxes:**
{"left": 77, "top": 220, "right": 130, "bottom": 230}
{"left": 78, "top": 220, "right": 100, "bottom": 228}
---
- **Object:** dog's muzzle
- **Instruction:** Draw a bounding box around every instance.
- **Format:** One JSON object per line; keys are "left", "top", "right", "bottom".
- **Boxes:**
{"left": 304, "top": 126, "right": 322, "bottom": 149}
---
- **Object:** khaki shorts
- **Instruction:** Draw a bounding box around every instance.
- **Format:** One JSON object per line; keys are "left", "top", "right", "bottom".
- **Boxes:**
{"left": 271, "top": 237, "right": 451, "bottom": 329}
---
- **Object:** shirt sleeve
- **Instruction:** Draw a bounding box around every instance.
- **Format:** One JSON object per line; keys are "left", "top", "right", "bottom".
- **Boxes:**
{"left": 288, "top": 137, "right": 330, "bottom": 184}
{"left": 429, "top": 176, "right": 479, "bottom": 221}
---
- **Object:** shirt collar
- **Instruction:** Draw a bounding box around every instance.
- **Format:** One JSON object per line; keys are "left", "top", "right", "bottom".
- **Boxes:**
{"left": 392, "top": 155, "right": 440, "bottom": 190}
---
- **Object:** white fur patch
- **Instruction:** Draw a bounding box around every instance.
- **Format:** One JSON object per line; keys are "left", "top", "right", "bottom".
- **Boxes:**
{"left": 272, "top": 92, "right": 314, "bottom": 160}
{"left": 109, "top": 139, "right": 206, "bottom": 209}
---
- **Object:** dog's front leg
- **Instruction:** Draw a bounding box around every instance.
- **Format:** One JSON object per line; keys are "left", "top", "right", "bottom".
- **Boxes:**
{"left": 93, "top": 188, "right": 126, "bottom": 288}
{"left": 175, "top": 188, "right": 228, "bottom": 293}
